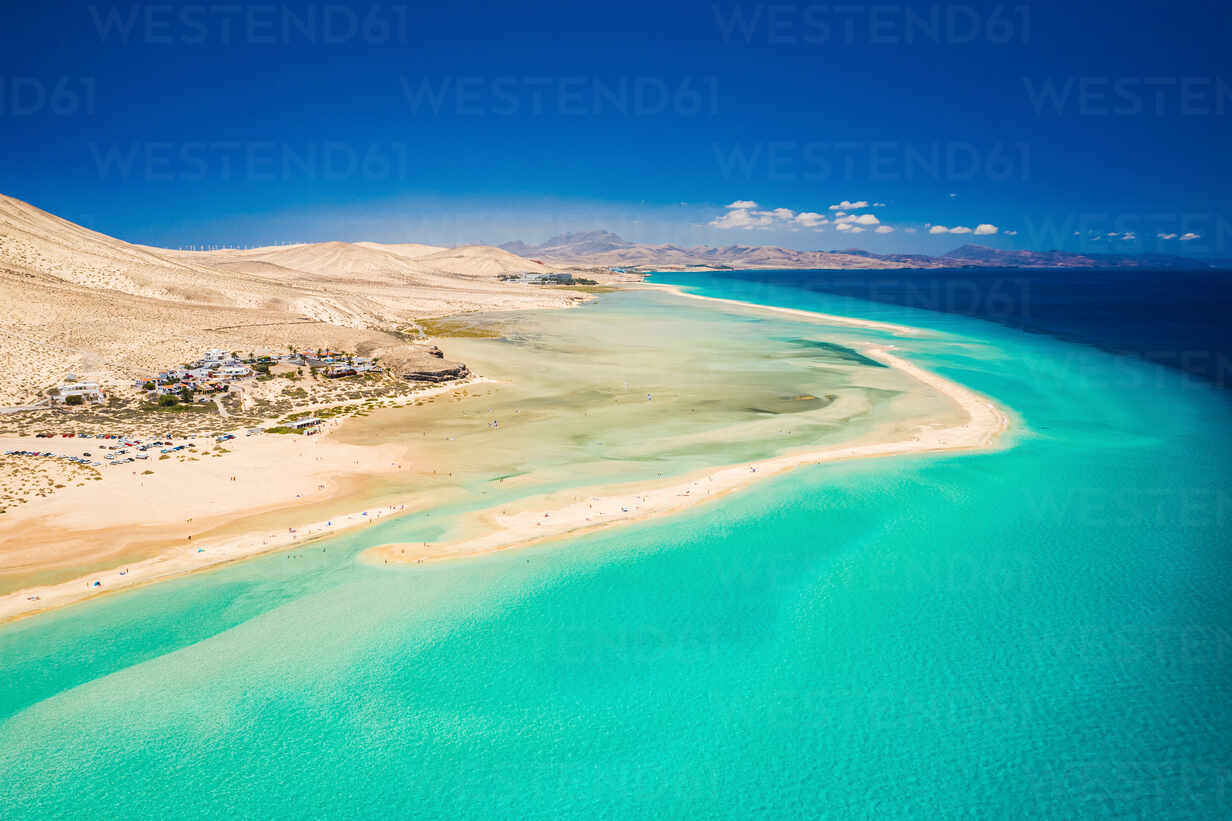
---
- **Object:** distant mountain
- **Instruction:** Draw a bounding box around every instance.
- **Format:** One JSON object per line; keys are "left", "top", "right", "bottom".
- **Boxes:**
{"left": 504, "top": 232, "right": 1217, "bottom": 271}
{"left": 934, "top": 244, "right": 1212, "bottom": 270}
{"left": 501, "top": 232, "right": 912, "bottom": 270}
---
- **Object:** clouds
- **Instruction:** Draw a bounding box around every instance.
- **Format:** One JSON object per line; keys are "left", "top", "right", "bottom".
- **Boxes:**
{"left": 1180, "top": 232, "right": 1200, "bottom": 241}
{"left": 1156, "top": 231, "right": 1199, "bottom": 241}
{"left": 709, "top": 203, "right": 773, "bottom": 230}
{"left": 709, "top": 197, "right": 1016, "bottom": 243}
{"left": 709, "top": 200, "right": 837, "bottom": 231}
{"left": 834, "top": 212, "right": 880, "bottom": 233}
{"left": 927, "top": 223, "right": 1004, "bottom": 236}
{"left": 794, "top": 211, "right": 827, "bottom": 228}
{"left": 837, "top": 213, "right": 879, "bottom": 226}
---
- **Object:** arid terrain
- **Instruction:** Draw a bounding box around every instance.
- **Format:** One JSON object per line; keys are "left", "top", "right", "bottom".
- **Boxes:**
{"left": 0, "top": 194, "right": 625, "bottom": 409}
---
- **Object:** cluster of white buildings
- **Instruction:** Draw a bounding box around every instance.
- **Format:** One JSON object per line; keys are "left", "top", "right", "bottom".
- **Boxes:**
{"left": 139, "top": 349, "right": 381, "bottom": 398}
{"left": 288, "top": 351, "right": 380, "bottom": 376}
{"left": 143, "top": 349, "right": 254, "bottom": 398}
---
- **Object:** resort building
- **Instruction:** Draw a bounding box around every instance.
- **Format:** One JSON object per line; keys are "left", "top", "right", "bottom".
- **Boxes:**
{"left": 51, "top": 381, "right": 105, "bottom": 404}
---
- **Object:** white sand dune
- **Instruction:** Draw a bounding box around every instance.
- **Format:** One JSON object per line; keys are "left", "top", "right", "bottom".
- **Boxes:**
{"left": 356, "top": 241, "right": 448, "bottom": 259}
{"left": 0, "top": 194, "right": 599, "bottom": 405}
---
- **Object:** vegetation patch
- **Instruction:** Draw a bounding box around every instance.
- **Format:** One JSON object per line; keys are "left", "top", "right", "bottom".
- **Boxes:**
{"left": 415, "top": 317, "right": 503, "bottom": 338}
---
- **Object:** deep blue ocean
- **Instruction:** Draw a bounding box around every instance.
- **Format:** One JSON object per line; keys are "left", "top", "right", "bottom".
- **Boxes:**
{"left": 687, "top": 267, "right": 1232, "bottom": 391}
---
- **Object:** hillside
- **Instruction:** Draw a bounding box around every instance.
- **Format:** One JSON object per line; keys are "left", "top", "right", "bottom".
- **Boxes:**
{"left": 0, "top": 195, "right": 586, "bottom": 405}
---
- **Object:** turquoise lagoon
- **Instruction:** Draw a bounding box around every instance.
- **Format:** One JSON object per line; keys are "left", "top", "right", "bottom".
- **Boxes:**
{"left": 2, "top": 275, "right": 1230, "bottom": 818}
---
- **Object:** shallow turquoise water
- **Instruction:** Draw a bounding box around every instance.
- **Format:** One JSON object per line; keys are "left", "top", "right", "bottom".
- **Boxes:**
{"left": 2, "top": 278, "right": 1230, "bottom": 818}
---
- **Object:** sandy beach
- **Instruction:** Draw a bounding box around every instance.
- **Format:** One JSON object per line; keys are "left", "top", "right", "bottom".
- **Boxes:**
{"left": 644, "top": 281, "right": 925, "bottom": 336}
{"left": 0, "top": 292, "right": 1008, "bottom": 625}
{"left": 0, "top": 379, "right": 488, "bottom": 623}
{"left": 367, "top": 346, "right": 1008, "bottom": 566}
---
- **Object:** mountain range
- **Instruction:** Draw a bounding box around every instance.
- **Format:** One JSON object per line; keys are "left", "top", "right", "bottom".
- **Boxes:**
{"left": 501, "top": 230, "right": 1216, "bottom": 271}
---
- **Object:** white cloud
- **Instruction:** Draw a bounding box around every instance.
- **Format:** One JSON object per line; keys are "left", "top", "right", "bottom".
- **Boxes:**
{"left": 950, "top": 226, "right": 972, "bottom": 234}
{"left": 709, "top": 205, "right": 774, "bottom": 230}
{"left": 873, "top": 202, "right": 886, "bottom": 208}
{"left": 1120, "top": 232, "right": 1137, "bottom": 240}
{"left": 835, "top": 213, "right": 879, "bottom": 226}
{"left": 1157, "top": 232, "right": 1178, "bottom": 240}
{"left": 829, "top": 200, "right": 869, "bottom": 211}
{"left": 874, "top": 225, "right": 894, "bottom": 233}
{"left": 929, "top": 225, "right": 950, "bottom": 234}
{"left": 948, "top": 193, "right": 957, "bottom": 198}
{"left": 930, "top": 224, "right": 973, "bottom": 234}
{"left": 1180, "top": 232, "right": 1200, "bottom": 241}
{"left": 794, "top": 211, "right": 828, "bottom": 228}
{"left": 974, "top": 224, "right": 998, "bottom": 235}
{"left": 710, "top": 199, "right": 900, "bottom": 234}
{"left": 1004, "top": 230, "right": 1018, "bottom": 236}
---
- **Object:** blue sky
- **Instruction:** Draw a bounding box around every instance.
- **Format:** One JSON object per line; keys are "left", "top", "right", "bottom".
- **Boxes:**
{"left": 2, "top": 0, "right": 1229, "bottom": 256}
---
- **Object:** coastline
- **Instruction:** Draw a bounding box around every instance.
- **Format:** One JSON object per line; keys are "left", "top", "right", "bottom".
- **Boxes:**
{"left": 642, "top": 281, "right": 925, "bottom": 336}
{"left": 367, "top": 345, "right": 1009, "bottom": 567}
{"left": 0, "top": 292, "right": 1008, "bottom": 626}
{"left": 0, "top": 378, "right": 490, "bottom": 625}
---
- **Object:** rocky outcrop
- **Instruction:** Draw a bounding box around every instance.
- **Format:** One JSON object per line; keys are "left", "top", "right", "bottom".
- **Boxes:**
{"left": 403, "top": 362, "right": 469, "bottom": 383}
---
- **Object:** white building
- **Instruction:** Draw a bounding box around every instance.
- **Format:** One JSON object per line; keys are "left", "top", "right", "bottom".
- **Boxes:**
{"left": 52, "top": 381, "right": 104, "bottom": 404}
